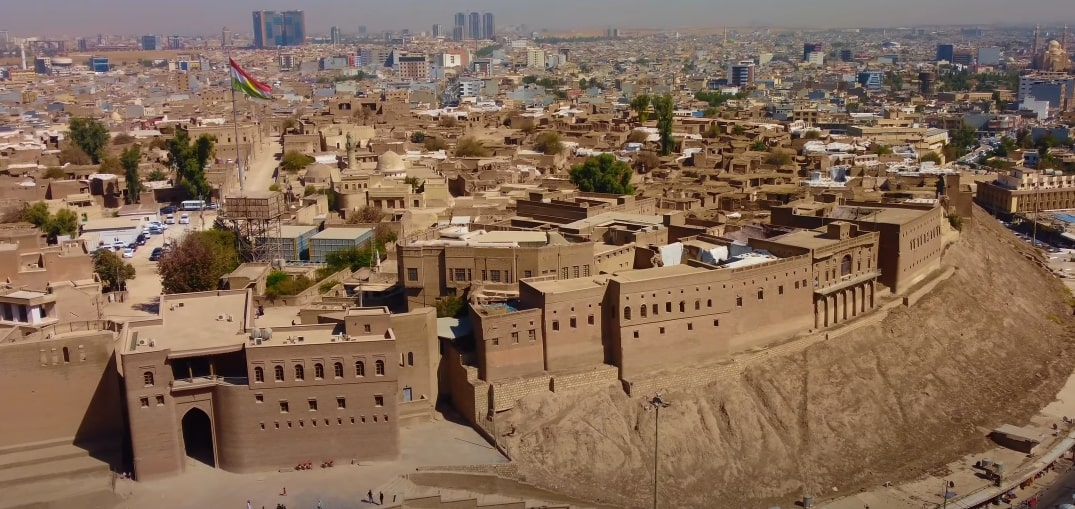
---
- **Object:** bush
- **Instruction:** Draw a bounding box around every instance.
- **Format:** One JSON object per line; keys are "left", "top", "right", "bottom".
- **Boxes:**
{"left": 920, "top": 152, "right": 943, "bottom": 164}
{"left": 534, "top": 132, "right": 563, "bottom": 155}
{"left": 264, "top": 271, "right": 314, "bottom": 299}
{"left": 423, "top": 137, "right": 447, "bottom": 151}
{"left": 765, "top": 152, "right": 793, "bottom": 166}
{"left": 269, "top": 183, "right": 281, "bottom": 192}
{"left": 438, "top": 116, "right": 457, "bottom": 128}
{"left": 436, "top": 295, "right": 465, "bottom": 318}
{"left": 281, "top": 151, "right": 315, "bottom": 172}
{"left": 635, "top": 151, "right": 661, "bottom": 172}
{"left": 43, "top": 167, "right": 66, "bottom": 179}
{"left": 410, "top": 131, "right": 426, "bottom": 143}
{"left": 455, "top": 136, "right": 491, "bottom": 157}
{"left": 147, "top": 169, "right": 169, "bottom": 181}
{"left": 318, "top": 280, "right": 338, "bottom": 294}
{"left": 948, "top": 213, "right": 962, "bottom": 231}
{"left": 569, "top": 154, "right": 635, "bottom": 195}
{"left": 112, "top": 133, "right": 136, "bottom": 145}
{"left": 304, "top": 185, "right": 317, "bottom": 196}
{"left": 627, "top": 130, "right": 649, "bottom": 144}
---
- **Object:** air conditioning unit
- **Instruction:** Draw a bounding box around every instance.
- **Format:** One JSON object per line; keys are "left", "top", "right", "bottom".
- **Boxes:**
{"left": 255, "top": 338, "right": 263, "bottom": 345}
{"left": 148, "top": 339, "right": 155, "bottom": 347}
{"left": 226, "top": 314, "right": 233, "bottom": 322}
{"left": 137, "top": 339, "right": 147, "bottom": 346}
{"left": 216, "top": 314, "right": 225, "bottom": 321}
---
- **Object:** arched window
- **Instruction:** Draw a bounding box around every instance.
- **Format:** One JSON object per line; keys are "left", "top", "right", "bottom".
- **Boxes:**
{"left": 407, "top": 352, "right": 414, "bottom": 366}
{"left": 333, "top": 362, "right": 343, "bottom": 378}
{"left": 840, "top": 255, "right": 852, "bottom": 276}
{"left": 375, "top": 360, "right": 385, "bottom": 376}
{"left": 623, "top": 307, "right": 631, "bottom": 320}
{"left": 355, "top": 361, "right": 365, "bottom": 377}
{"left": 294, "top": 364, "right": 305, "bottom": 381}
{"left": 274, "top": 365, "right": 284, "bottom": 381}
{"left": 640, "top": 306, "right": 648, "bottom": 318}
{"left": 254, "top": 366, "right": 264, "bottom": 383}
{"left": 707, "top": 299, "right": 713, "bottom": 307}
{"left": 665, "top": 302, "right": 672, "bottom": 313}
{"left": 143, "top": 371, "right": 154, "bottom": 387}
{"left": 314, "top": 363, "right": 324, "bottom": 379}
{"left": 679, "top": 301, "right": 685, "bottom": 313}
{"left": 62, "top": 347, "right": 70, "bottom": 363}
{"left": 694, "top": 300, "right": 700, "bottom": 310}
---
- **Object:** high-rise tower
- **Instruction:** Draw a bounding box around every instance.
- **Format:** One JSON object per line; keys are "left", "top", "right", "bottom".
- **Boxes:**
{"left": 469, "top": 12, "right": 482, "bottom": 40}
{"left": 482, "top": 13, "right": 495, "bottom": 41}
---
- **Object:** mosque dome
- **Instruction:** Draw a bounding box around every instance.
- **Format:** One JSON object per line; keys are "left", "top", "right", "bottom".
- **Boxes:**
{"left": 376, "top": 150, "right": 405, "bottom": 174}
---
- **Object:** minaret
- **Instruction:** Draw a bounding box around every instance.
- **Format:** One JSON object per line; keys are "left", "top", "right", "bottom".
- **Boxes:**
{"left": 1034, "top": 24, "right": 1041, "bottom": 56}
{"left": 345, "top": 132, "right": 356, "bottom": 169}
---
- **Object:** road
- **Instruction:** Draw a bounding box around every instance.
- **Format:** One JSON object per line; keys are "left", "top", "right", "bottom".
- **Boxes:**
{"left": 240, "top": 135, "right": 283, "bottom": 194}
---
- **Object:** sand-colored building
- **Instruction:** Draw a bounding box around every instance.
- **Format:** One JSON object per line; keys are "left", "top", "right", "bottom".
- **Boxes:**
{"left": 120, "top": 289, "right": 438, "bottom": 479}
{"left": 976, "top": 168, "right": 1075, "bottom": 216}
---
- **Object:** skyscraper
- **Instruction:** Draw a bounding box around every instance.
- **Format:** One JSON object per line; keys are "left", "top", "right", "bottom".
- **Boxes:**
{"left": 936, "top": 44, "right": 955, "bottom": 63}
{"left": 469, "top": 12, "right": 482, "bottom": 40}
{"left": 330, "top": 26, "right": 342, "bottom": 45}
{"left": 141, "top": 35, "right": 161, "bottom": 51}
{"left": 221, "top": 27, "right": 231, "bottom": 48}
{"left": 252, "top": 10, "right": 306, "bottom": 48}
{"left": 802, "top": 42, "right": 822, "bottom": 62}
{"left": 432, "top": 24, "right": 441, "bottom": 38}
{"left": 482, "top": 13, "right": 495, "bottom": 41}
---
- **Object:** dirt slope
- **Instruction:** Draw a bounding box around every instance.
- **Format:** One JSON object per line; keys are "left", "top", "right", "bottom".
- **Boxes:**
{"left": 501, "top": 207, "right": 1075, "bottom": 509}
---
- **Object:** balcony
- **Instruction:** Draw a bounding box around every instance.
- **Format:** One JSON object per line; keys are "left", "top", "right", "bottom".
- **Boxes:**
{"left": 814, "top": 271, "right": 881, "bottom": 296}
{"left": 170, "top": 376, "right": 248, "bottom": 392}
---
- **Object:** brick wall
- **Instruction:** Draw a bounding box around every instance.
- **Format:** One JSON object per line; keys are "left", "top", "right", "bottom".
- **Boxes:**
{"left": 490, "top": 376, "right": 551, "bottom": 412}
{"left": 550, "top": 365, "right": 619, "bottom": 392}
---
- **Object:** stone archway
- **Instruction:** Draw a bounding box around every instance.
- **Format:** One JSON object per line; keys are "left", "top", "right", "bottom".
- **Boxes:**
{"left": 180, "top": 407, "right": 215, "bottom": 467}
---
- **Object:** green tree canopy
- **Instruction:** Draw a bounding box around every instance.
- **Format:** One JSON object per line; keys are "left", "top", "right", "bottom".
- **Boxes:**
{"left": 22, "top": 202, "right": 51, "bottom": 229}
{"left": 158, "top": 230, "right": 239, "bottom": 294}
{"left": 534, "top": 132, "right": 564, "bottom": 155}
{"left": 569, "top": 154, "right": 635, "bottom": 195}
{"left": 454, "top": 137, "right": 491, "bottom": 157}
{"left": 93, "top": 250, "right": 136, "bottom": 292}
{"left": 167, "top": 128, "right": 215, "bottom": 201}
{"left": 43, "top": 167, "right": 67, "bottom": 179}
{"left": 630, "top": 94, "right": 651, "bottom": 123}
{"left": 47, "top": 208, "right": 79, "bottom": 238}
{"left": 281, "top": 151, "right": 315, "bottom": 172}
{"left": 652, "top": 94, "right": 675, "bottom": 156}
{"left": 68, "top": 118, "right": 109, "bottom": 164}
{"left": 121, "top": 145, "right": 142, "bottom": 203}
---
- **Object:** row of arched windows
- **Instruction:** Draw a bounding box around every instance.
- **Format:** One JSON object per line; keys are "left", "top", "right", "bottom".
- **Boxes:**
{"left": 623, "top": 299, "right": 712, "bottom": 320}
{"left": 253, "top": 360, "right": 385, "bottom": 383}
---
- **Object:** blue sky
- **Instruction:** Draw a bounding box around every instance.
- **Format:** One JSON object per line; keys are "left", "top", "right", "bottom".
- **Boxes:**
{"left": 4, "top": 0, "right": 1073, "bottom": 37}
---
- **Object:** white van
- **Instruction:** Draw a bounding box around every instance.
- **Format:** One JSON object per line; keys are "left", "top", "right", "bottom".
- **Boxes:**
{"left": 180, "top": 200, "right": 206, "bottom": 211}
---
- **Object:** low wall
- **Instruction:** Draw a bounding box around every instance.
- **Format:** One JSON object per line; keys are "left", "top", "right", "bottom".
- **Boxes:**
{"left": 490, "top": 377, "right": 551, "bottom": 413}
{"left": 550, "top": 365, "right": 619, "bottom": 393}
{"left": 261, "top": 267, "right": 354, "bottom": 307}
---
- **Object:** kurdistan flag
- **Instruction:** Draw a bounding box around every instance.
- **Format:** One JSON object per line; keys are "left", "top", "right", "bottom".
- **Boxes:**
{"left": 229, "top": 58, "right": 272, "bottom": 100}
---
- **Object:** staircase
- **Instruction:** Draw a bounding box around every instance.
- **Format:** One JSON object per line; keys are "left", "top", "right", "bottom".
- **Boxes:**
{"left": 0, "top": 438, "right": 117, "bottom": 509}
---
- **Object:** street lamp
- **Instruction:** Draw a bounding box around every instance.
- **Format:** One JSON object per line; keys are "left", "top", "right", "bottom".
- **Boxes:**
{"left": 649, "top": 394, "right": 671, "bottom": 509}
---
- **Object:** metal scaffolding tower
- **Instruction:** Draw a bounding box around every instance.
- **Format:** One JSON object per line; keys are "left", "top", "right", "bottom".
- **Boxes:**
{"left": 221, "top": 191, "right": 286, "bottom": 264}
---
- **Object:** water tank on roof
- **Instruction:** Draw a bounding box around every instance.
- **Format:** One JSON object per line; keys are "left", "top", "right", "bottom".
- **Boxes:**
{"left": 250, "top": 329, "right": 262, "bottom": 340}
{"left": 261, "top": 328, "right": 272, "bottom": 340}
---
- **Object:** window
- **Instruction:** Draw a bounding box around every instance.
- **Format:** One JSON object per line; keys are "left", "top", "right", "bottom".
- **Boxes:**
{"left": 714, "top": 319, "right": 720, "bottom": 327}
{"left": 779, "top": 285, "right": 784, "bottom": 295}
{"left": 254, "top": 366, "right": 264, "bottom": 383}
{"left": 707, "top": 299, "right": 713, "bottom": 307}
{"left": 633, "top": 330, "right": 640, "bottom": 338}
{"left": 375, "top": 360, "right": 385, "bottom": 375}
{"left": 355, "top": 361, "right": 365, "bottom": 377}
{"left": 274, "top": 365, "right": 284, "bottom": 381}
{"left": 333, "top": 362, "right": 344, "bottom": 378}
{"left": 666, "top": 302, "right": 672, "bottom": 313}
{"left": 294, "top": 364, "right": 304, "bottom": 381}
{"left": 407, "top": 352, "right": 414, "bottom": 366}
{"left": 363, "top": 323, "right": 371, "bottom": 333}
{"left": 572, "top": 266, "right": 579, "bottom": 278}
{"left": 255, "top": 394, "right": 264, "bottom": 403}
{"left": 841, "top": 255, "right": 852, "bottom": 276}
{"left": 687, "top": 323, "right": 693, "bottom": 331}
{"left": 62, "top": 347, "right": 70, "bottom": 363}
{"left": 588, "top": 314, "right": 595, "bottom": 325}
{"left": 337, "top": 397, "right": 346, "bottom": 409}
{"left": 561, "top": 267, "right": 569, "bottom": 279}
{"left": 736, "top": 296, "right": 743, "bottom": 307}
{"left": 582, "top": 265, "right": 591, "bottom": 277}
{"left": 374, "top": 395, "right": 384, "bottom": 407}
{"left": 490, "top": 270, "right": 501, "bottom": 282}
{"left": 407, "top": 268, "right": 418, "bottom": 281}
{"left": 508, "top": 331, "right": 518, "bottom": 344}
{"left": 314, "top": 363, "right": 324, "bottom": 379}
{"left": 280, "top": 401, "right": 289, "bottom": 413}
{"left": 679, "top": 301, "right": 685, "bottom": 313}
{"left": 640, "top": 306, "right": 648, "bottom": 318}
{"left": 570, "top": 317, "right": 577, "bottom": 328}
{"left": 624, "top": 307, "right": 632, "bottom": 320}
{"left": 454, "top": 268, "right": 467, "bottom": 281}
{"left": 139, "top": 397, "right": 149, "bottom": 408}
{"left": 528, "top": 329, "right": 536, "bottom": 341}
{"left": 523, "top": 270, "right": 533, "bottom": 278}
{"left": 308, "top": 399, "right": 318, "bottom": 411}
{"left": 695, "top": 300, "right": 700, "bottom": 310}
{"left": 491, "top": 337, "right": 499, "bottom": 346}
{"left": 143, "top": 371, "right": 154, "bottom": 387}
{"left": 795, "top": 281, "right": 800, "bottom": 289}
{"left": 757, "top": 289, "right": 764, "bottom": 300}
{"left": 659, "top": 327, "right": 665, "bottom": 334}
{"left": 552, "top": 320, "right": 560, "bottom": 331}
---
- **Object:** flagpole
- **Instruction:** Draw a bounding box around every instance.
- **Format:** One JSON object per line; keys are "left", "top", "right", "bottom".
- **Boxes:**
{"left": 226, "top": 36, "right": 245, "bottom": 193}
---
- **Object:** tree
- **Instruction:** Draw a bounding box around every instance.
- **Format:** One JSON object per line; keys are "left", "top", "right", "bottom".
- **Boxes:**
{"left": 324, "top": 245, "right": 375, "bottom": 272}
{"left": 159, "top": 230, "right": 239, "bottom": 294}
{"left": 68, "top": 118, "right": 109, "bottom": 164}
{"left": 403, "top": 176, "right": 422, "bottom": 192}
{"left": 627, "top": 130, "right": 650, "bottom": 144}
{"left": 146, "top": 168, "right": 168, "bottom": 181}
{"left": 534, "top": 132, "right": 564, "bottom": 155}
{"left": 58, "top": 145, "right": 92, "bottom": 165}
{"left": 871, "top": 144, "right": 894, "bottom": 155}
{"left": 22, "top": 202, "right": 51, "bottom": 229}
{"left": 731, "top": 124, "right": 747, "bottom": 136}
{"left": 438, "top": 116, "right": 457, "bottom": 128}
{"left": 455, "top": 137, "right": 491, "bottom": 157}
{"left": 750, "top": 140, "right": 768, "bottom": 152}
{"left": 47, "top": 208, "right": 79, "bottom": 238}
{"left": 93, "top": 250, "right": 136, "bottom": 292}
{"left": 424, "top": 137, "right": 447, "bottom": 151}
{"left": 765, "top": 152, "right": 793, "bottom": 166}
{"left": 112, "top": 133, "right": 135, "bottom": 145}
{"left": 630, "top": 94, "right": 651, "bottom": 123}
{"left": 635, "top": 151, "right": 661, "bottom": 172}
{"left": 803, "top": 130, "right": 821, "bottom": 140}
{"left": 920, "top": 152, "right": 943, "bottom": 164}
{"left": 121, "top": 145, "right": 142, "bottom": 203}
{"left": 435, "top": 295, "right": 465, "bottom": 318}
{"left": 410, "top": 131, "right": 426, "bottom": 143}
{"left": 281, "top": 151, "right": 315, "bottom": 172}
{"left": 947, "top": 124, "right": 978, "bottom": 159}
{"left": 350, "top": 205, "right": 386, "bottom": 224}
{"left": 98, "top": 156, "right": 122, "bottom": 175}
{"left": 702, "top": 124, "right": 720, "bottom": 139}
{"left": 167, "top": 128, "right": 215, "bottom": 201}
{"left": 652, "top": 94, "right": 675, "bottom": 156}
{"left": 569, "top": 154, "right": 635, "bottom": 195}
{"left": 43, "top": 167, "right": 66, "bottom": 179}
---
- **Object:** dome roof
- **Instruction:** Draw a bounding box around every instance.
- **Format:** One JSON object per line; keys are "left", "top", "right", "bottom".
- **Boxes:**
{"left": 304, "top": 163, "right": 333, "bottom": 180}
{"left": 376, "top": 150, "right": 405, "bottom": 173}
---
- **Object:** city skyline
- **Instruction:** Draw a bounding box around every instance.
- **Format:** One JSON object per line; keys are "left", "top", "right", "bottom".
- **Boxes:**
{"left": 2, "top": 0, "right": 1075, "bottom": 37}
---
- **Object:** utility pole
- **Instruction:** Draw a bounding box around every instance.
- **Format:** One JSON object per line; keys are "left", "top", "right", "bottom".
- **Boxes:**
{"left": 650, "top": 394, "right": 670, "bottom": 509}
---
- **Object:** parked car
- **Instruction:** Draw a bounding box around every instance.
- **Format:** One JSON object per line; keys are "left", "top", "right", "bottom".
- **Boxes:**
{"left": 149, "top": 247, "right": 164, "bottom": 261}
{"left": 122, "top": 247, "right": 136, "bottom": 258}
{"left": 136, "top": 233, "right": 147, "bottom": 245}
{"left": 160, "top": 205, "right": 177, "bottom": 215}
{"left": 147, "top": 226, "right": 163, "bottom": 235}
{"left": 179, "top": 214, "right": 190, "bottom": 224}
{"left": 207, "top": 203, "right": 220, "bottom": 210}
{"left": 112, "top": 240, "right": 125, "bottom": 250}
{"left": 165, "top": 214, "right": 176, "bottom": 224}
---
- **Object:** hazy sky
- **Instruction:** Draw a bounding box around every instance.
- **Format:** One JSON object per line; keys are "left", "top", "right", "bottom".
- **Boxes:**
{"left": 4, "top": 0, "right": 1074, "bottom": 37}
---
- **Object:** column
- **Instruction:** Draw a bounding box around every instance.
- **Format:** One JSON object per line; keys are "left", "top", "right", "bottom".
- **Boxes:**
{"left": 815, "top": 299, "right": 822, "bottom": 329}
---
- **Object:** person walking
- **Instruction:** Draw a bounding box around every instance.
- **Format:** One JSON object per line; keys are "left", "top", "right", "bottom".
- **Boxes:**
{"left": 367, "top": 490, "right": 373, "bottom": 503}
{"left": 379, "top": 492, "right": 383, "bottom": 505}
{"left": 316, "top": 500, "right": 323, "bottom": 509}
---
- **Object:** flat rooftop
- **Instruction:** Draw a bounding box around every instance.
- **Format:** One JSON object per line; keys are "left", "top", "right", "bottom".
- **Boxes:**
{"left": 770, "top": 229, "right": 843, "bottom": 251}
{"left": 469, "top": 230, "right": 548, "bottom": 245}
{"left": 612, "top": 264, "right": 703, "bottom": 282}
{"left": 831, "top": 205, "right": 930, "bottom": 225}
{"left": 525, "top": 277, "right": 605, "bottom": 293}
{"left": 279, "top": 225, "right": 319, "bottom": 238}
{"left": 125, "top": 290, "right": 252, "bottom": 355}
{"left": 311, "top": 227, "right": 372, "bottom": 240}
{"left": 563, "top": 211, "right": 665, "bottom": 231}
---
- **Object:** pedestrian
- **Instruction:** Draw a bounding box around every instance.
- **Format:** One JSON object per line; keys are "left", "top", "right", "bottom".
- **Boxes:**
{"left": 367, "top": 490, "right": 373, "bottom": 502}
{"left": 247, "top": 500, "right": 252, "bottom": 509}
{"left": 317, "top": 500, "right": 323, "bottom": 509}
{"left": 379, "top": 492, "right": 383, "bottom": 505}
